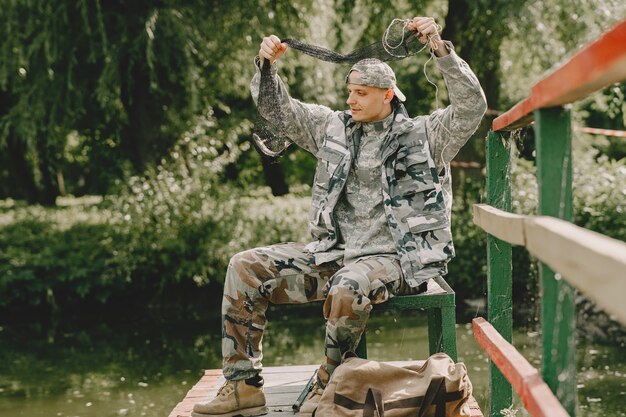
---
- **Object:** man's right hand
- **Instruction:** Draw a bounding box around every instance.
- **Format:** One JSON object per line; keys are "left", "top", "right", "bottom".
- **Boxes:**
{"left": 259, "top": 35, "right": 288, "bottom": 66}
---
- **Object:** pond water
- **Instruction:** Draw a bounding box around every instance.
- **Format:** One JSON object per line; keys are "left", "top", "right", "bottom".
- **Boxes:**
{"left": 0, "top": 307, "right": 624, "bottom": 416}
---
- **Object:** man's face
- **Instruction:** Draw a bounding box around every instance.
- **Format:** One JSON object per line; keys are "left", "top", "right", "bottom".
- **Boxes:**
{"left": 346, "top": 71, "right": 392, "bottom": 122}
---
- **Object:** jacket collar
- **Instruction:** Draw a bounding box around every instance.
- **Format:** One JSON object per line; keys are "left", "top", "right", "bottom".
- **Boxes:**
{"left": 388, "top": 102, "right": 413, "bottom": 137}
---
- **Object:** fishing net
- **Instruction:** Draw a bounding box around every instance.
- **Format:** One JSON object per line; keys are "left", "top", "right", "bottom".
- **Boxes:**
{"left": 252, "top": 19, "right": 434, "bottom": 157}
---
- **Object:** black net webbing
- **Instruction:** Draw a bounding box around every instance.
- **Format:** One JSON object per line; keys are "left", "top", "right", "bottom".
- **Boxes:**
{"left": 252, "top": 21, "right": 427, "bottom": 157}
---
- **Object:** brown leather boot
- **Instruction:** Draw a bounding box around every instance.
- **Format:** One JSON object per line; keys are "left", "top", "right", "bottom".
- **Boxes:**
{"left": 191, "top": 378, "right": 268, "bottom": 417}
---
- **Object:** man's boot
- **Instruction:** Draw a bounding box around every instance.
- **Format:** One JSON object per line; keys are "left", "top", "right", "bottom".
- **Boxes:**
{"left": 192, "top": 375, "right": 268, "bottom": 417}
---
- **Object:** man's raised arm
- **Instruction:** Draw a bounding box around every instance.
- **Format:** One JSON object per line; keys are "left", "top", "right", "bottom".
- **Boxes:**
{"left": 407, "top": 18, "right": 487, "bottom": 170}
{"left": 251, "top": 35, "right": 333, "bottom": 155}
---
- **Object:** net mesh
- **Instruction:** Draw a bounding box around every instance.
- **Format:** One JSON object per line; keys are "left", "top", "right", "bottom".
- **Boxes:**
{"left": 253, "top": 20, "right": 429, "bottom": 157}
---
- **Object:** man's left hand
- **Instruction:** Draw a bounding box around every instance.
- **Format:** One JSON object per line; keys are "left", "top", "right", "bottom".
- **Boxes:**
{"left": 406, "top": 17, "right": 449, "bottom": 57}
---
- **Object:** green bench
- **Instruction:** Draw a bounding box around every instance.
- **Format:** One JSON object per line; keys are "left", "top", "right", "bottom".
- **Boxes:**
{"left": 356, "top": 274, "right": 458, "bottom": 361}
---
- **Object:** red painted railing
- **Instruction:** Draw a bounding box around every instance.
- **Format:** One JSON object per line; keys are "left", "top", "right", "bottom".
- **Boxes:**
{"left": 473, "top": 318, "right": 570, "bottom": 417}
{"left": 575, "top": 126, "right": 626, "bottom": 137}
{"left": 492, "top": 19, "right": 626, "bottom": 131}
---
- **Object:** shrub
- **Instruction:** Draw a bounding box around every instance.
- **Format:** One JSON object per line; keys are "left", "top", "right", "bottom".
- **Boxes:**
{"left": 0, "top": 188, "right": 311, "bottom": 312}
{"left": 1, "top": 130, "right": 623, "bottom": 318}
{"left": 0, "top": 197, "right": 128, "bottom": 309}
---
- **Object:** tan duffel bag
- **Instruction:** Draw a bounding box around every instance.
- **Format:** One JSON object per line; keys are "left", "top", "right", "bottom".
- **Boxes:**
{"left": 314, "top": 352, "right": 472, "bottom": 417}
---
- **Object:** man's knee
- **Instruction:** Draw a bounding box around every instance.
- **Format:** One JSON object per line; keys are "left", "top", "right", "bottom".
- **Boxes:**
{"left": 323, "top": 271, "right": 372, "bottom": 319}
{"left": 224, "top": 248, "right": 269, "bottom": 297}
{"left": 323, "top": 267, "right": 370, "bottom": 298}
{"left": 228, "top": 248, "right": 255, "bottom": 270}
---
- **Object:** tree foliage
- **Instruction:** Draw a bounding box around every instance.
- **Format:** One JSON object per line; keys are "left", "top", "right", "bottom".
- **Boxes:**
{"left": 2, "top": 0, "right": 625, "bottom": 203}
{"left": 2, "top": 1, "right": 194, "bottom": 202}
{"left": 0, "top": 0, "right": 311, "bottom": 202}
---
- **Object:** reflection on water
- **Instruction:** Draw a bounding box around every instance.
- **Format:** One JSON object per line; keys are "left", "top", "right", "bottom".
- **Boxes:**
{"left": 0, "top": 317, "right": 220, "bottom": 417}
{"left": 0, "top": 307, "right": 624, "bottom": 416}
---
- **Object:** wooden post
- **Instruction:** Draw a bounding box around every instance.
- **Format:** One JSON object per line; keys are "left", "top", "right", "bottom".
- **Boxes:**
{"left": 485, "top": 130, "right": 513, "bottom": 416}
{"left": 534, "top": 107, "right": 577, "bottom": 416}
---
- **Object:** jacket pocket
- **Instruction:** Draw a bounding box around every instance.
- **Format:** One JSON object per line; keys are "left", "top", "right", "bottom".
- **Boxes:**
{"left": 316, "top": 146, "right": 345, "bottom": 164}
{"left": 406, "top": 211, "right": 448, "bottom": 233}
{"left": 316, "top": 145, "right": 346, "bottom": 180}
{"left": 395, "top": 146, "right": 435, "bottom": 196}
{"left": 407, "top": 211, "right": 453, "bottom": 265}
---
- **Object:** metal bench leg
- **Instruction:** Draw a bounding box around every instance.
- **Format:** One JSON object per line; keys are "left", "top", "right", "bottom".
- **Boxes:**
{"left": 355, "top": 330, "right": 367, "bottom": 358}
{"left": 427, "top": 306, "right": 458, "bottom": 361}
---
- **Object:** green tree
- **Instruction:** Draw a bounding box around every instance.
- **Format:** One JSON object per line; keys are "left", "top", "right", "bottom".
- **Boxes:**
{"left": 1, "top": 1, "right": 193, "bottom": 202}
{"left": 0, "top": 0, "right": 311, "bottom": 203}
{"left": 2, "top": 0, "right": 624, "bottom": 204}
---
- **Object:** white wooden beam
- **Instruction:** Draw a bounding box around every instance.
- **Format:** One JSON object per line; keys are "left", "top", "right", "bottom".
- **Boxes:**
{"left": 472, "top": 204, "right": 527, "bottom": 246}
{"left": 524, "top": 216, "right": 626, "bottom": 326}
{"left": 472, "top": 204, "right": 626, "bottom": 325}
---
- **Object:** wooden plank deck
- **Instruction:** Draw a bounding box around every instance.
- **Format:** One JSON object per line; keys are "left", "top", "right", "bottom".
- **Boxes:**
{"left": 169, "top": 363, "right": 483, "bottom": 417}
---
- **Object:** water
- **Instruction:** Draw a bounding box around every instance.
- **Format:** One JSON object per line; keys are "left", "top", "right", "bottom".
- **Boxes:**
{"left": 0, "top": 308, "right": 624, "bottom": 416}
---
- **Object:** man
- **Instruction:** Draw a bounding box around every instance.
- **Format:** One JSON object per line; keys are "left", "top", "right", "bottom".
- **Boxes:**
{"left": 192, "top": 16, "right": 486, "bottom": 417}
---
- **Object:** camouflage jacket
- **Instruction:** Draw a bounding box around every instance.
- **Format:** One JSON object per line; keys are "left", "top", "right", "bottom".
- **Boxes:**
{"left": 251, "top": 48, "right": 487, "bottom": 287}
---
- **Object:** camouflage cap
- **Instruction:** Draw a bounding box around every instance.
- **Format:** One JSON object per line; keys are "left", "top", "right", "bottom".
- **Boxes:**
{"left": 346, "top": 58, "right": 406, "bottom": 102}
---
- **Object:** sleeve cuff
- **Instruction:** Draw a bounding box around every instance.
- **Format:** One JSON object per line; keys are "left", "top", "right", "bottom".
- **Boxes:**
{"left": 254, "top": 55, "right": 278, "bottom": 77}
{"left": 433, "top": 41, "right": 460, "bottom": 71}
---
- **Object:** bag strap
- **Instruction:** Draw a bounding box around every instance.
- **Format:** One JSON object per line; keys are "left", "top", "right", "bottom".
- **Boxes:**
{"left": 418, "top": 376, "right": 447, "bottom": 417}
{"left": 332, "top": 374, "right": 462, "bottom": 417}
{"left": 363, "top": 388, "right": 384, "bottom": 417}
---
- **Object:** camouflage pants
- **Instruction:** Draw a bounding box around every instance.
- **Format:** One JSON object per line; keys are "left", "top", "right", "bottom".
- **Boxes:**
{"left": 221, "top": 242, "right": 416, "bottom": 385}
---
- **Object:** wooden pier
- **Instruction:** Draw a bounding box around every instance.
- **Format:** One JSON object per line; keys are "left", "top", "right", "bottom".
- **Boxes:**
{"left": 169, "top": 362, "right": 484, "bottom": 417}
